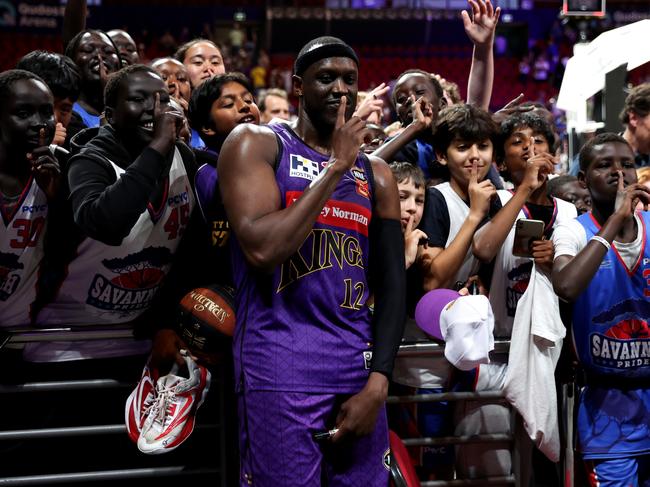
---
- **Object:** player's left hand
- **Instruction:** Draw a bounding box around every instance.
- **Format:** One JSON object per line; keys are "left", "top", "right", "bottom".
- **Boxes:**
{"left": 332, "top": 372, "right": 388, "bottom": 443}
{"left": 462, "top": 0, "right": 501, "bottom": 47}
{"left": 150, "top": 328, "right": 187, "bottom": 373}
{"left": 28, "top": 128, "right": 60, "bottom": 201}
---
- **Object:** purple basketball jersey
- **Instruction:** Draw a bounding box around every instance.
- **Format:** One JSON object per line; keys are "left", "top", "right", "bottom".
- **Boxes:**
{"left": 232, "top": 123, "right": 375, "bottom": 393}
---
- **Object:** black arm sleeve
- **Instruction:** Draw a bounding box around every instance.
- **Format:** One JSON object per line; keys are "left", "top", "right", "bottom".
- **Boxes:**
{"left": 369, "top": 217, "right": 406, "bottom": 380}
{"left": 68, "top": 147, "right": 171, "bottom": 245}
{"left": 420, "top": 187, "right": 450, "bottom": 248}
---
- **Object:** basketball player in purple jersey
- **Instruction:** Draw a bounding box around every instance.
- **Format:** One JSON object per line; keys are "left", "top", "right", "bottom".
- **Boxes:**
{"left": 218, "top": 37, "right": 406, "bottom": 486}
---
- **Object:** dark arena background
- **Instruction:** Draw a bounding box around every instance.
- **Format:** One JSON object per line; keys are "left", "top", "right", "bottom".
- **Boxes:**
{"left": 0, "top": 0, "right": 649, "bottom": 485}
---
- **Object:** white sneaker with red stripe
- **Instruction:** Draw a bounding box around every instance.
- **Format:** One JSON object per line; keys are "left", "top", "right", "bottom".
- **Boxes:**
{"left": 137, "top": 350, "right": 211, "bottom": 454}
{"left": 125, "top": 360, "right": 158, "bottom": 444}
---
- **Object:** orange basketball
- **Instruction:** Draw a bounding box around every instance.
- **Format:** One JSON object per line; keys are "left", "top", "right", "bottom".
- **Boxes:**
{"left": 177, "top": 285, "right": 236, "bottom": 354}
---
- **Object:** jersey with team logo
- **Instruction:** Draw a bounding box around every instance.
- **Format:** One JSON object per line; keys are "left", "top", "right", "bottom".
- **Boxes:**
{"left": 489, "top": 191, "right": 576, "bottom": 337}
{"left": 232, "top": 122, "right": 374, "bottom": 393}
{"left": 573, "top": 211, "right": 650, "bottom": 458}
{"left": 36, "top": 147, "right": 194, "bottom": 328}
{"left": 0, "top": 177, "right": 48, "bottom": 327}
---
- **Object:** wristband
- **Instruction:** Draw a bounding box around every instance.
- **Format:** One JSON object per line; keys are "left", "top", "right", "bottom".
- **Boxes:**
{"left": 309, "top": 159, "right": 336, "bottom": 189}
{"left": 590, "top": 235, "right": 611, "bottom": 251}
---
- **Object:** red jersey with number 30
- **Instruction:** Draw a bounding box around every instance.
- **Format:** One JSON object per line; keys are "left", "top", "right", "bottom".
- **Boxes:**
{"left": 0, "top": 176, "right": 47, "bottom": 327}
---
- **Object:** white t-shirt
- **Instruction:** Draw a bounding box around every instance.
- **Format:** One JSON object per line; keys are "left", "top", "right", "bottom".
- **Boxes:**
{"left": 488, "top": 191, "right": 577, "bottom": 338}
{"left": 553, "top": 213, "right": 643, "bottom": 271}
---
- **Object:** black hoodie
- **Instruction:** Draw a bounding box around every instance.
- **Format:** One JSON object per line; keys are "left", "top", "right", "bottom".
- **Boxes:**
{"left": 68, "top": 125, "right": 197, "bottom": 244}
{"left": 34, "top": 126, "right": 211, "bottom": 333}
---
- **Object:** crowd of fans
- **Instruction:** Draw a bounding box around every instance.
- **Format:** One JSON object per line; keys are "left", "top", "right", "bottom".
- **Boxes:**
{"left": 2, "top": 0, "right": 650, "bottom": 485}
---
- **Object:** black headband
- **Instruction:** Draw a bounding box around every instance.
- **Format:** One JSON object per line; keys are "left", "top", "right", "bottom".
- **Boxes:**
{"left": 294, "top": 42, "right": 359, "bottom": 76}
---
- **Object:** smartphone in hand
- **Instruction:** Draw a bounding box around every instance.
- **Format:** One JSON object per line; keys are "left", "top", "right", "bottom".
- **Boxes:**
{"left": 512, "top": 219, "right": 545, "bottom": 258}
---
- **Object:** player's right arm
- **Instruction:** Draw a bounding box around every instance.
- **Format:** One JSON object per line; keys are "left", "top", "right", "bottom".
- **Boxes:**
{"left": 553, "top": 174, "right": 650, "bottom": 301}
{"left": 63, "top": 0, "right": 87, "bottom": 49}
{"left": 463, "top": 0, "right": 500, "bottom": 110}
{"left": 421, "top": 162, "right": 494, "bottom": 290}
{"left": 218, "top": 97, "right": 367, "bottom": 272}
{"left": 371, "top": 96, "right": 432, "bottom": 164}
{"left": 472, "top": 152, "right": 553, "bottom": 262}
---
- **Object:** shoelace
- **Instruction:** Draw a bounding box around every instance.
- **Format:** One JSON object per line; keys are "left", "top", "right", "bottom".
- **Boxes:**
{"left": 144, "top": 384, "right": 178, "bottom": 430}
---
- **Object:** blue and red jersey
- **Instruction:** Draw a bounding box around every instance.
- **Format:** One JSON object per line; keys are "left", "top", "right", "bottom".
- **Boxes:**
{"left": 573, "top": 211, "right": 650, "bottom": 459}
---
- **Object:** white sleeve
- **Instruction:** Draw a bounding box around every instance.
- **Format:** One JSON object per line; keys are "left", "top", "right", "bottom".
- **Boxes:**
{"left": 552, "top": 219, "right": 587, "bottom": 259}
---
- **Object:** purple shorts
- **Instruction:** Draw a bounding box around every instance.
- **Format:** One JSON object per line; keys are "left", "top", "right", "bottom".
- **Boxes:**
{"left": 238, "top": 390, "right": 390, "bottom": 486}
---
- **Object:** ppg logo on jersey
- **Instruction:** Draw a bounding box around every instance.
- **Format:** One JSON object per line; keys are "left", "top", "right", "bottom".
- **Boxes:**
{"left": 21, "top": 204, "right": 47, "bottom": 213}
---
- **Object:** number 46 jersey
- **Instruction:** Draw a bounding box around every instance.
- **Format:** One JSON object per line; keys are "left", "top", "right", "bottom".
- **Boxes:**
{"left": 36, "top": 147, "right": 194, "bottom": 327}
{"left": 0, "top": 177, "right": 47, "bottom": 327}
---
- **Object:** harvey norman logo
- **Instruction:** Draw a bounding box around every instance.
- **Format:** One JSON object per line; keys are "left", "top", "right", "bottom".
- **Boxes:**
{"left": 286, "top": 191, "right": 371, "bottom": 236}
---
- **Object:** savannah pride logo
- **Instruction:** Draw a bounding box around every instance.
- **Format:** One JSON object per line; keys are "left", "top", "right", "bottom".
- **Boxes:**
{"left": 0, "top": 251, "right": 23, "bottom": 301}
{"left": 590, "top": 298, "right": 650, "bottom": 369}
{"left": 86, "top": 247, "right": 172, "bottom": 313}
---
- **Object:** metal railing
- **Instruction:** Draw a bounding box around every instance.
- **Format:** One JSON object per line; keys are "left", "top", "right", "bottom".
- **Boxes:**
{"left": 0, "top": 326, "right": 228, "bottom": 486}
{"left": 1, "top": 329, "right": 575, "bottom": 486}
{"left": 387, "top": 338, "right": 569, "bottom": 487}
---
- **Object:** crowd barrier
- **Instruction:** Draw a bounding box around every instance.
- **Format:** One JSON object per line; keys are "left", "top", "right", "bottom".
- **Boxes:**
{"left": 389, "top": 340, "right": 576, "bottom": 487}
{"left": 0, "top": 326, "right": 227, "bottom": 486}
{"left": 0, "top": 329, "right": 576, "bottom": 486}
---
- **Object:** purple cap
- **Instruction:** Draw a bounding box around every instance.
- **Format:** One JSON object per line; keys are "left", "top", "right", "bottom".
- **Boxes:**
{"left": 414, "top": 289, "right": 460, "bottom": 341}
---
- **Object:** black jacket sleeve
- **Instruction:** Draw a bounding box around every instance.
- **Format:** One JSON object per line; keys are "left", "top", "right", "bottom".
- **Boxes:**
{"left": 68, "top": 147, "right": 172, "bottom": 245}
{"left": 420, "top": 187, "right": 450, "bottom": 248}
{"left": 369, "top": 217, "right": 406, "bottom": 380}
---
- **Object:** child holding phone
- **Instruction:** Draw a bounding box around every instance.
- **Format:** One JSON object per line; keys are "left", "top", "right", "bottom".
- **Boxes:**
{"left": 473, "top": 112, "right": 576, "bottom": 337}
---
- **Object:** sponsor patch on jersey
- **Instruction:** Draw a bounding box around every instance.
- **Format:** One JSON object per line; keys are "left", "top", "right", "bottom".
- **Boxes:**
{"left": 351, "top": 167, "right": 370, "bottom": 199}
{"left": 86, "top": 247, "right": 172, "bottom": 314}
{"left": 0, "top": 251, "right": 24, "bottom": 301}
{"left": 289, "top": 154, "right": 320, "bottom": 181}
{"left": 21, "top": 204, "right": 47, "bottom": 214}
{"left": 286, "top": 191, "right": 371, "bottom": 236}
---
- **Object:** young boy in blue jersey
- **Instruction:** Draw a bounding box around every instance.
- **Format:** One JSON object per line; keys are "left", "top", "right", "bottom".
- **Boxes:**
{"left": 552, "top": 133, "right": 650, "bottom": 486}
